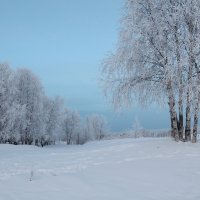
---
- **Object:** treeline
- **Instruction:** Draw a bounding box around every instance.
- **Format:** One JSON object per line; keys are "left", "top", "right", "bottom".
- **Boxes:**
{"left": 0, "top": 63, "right": 107, "bottom": 146}
{"left": 106, "top": 129, "right": 171, "bottom": 140}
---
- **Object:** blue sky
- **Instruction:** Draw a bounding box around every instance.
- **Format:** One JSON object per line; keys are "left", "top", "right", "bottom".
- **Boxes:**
{"left": 0, "top": 0, "right": 169, "bottom": 131}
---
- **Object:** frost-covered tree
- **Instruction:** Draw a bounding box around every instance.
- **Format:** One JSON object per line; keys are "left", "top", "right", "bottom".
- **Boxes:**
{"left": 86, "top": 115, "right": 107, "bottom": 140}
{"left": 41, "top": 96, "right": 63, "bottom": 146}
{"left": 6, "top": 103, "right": 26, "bottom": 144}
{"left": 62, "top": 109, "right": 80, "bottom": 145}
{"left": 0, "top": 63, "right": 16, "bottom": 142}
{"left": 181, "top": 0, "right": 200, "bottom": 142}
{"left": 74, "top": 125, "right": 85, "bottom": 145}
{"left": 101, "top": 0, "right": 200, "bottom": 143}
{"left": 102, "top": 0, "right": 179, "bottom": 140}
{"left": 0, "top": 64, "right": 27, "bottom": 144}
{"left": 14, "top": 68, "right": 44, "bottom": 144}
{"left": 162, "top": 0, "right": 200, "bottom": 142}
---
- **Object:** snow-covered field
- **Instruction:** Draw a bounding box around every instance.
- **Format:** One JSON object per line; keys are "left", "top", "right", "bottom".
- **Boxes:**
{"left": 1, "top": 138, "right": 200, "bottom": 200}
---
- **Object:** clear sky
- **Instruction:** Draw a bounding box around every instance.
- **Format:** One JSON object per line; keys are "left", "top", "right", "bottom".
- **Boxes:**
{"left": 0, "top": 0, "right": 169, "bottom": 131}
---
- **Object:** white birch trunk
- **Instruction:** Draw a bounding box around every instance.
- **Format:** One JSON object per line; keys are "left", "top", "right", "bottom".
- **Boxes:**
{"left": 185, "top": 42, "right": 193, "bottom": 141}
{"left": 167, "top": 81, "right": 179, "bottom": 141}
{"left": 192, "top": 67, "right": 200, "bottom": 143}
{"left": 175, "top": 26, "right": 184, "bottom": 140}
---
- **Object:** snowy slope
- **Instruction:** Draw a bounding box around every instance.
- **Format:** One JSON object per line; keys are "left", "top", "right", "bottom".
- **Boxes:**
{"left": 0, "top": 138, "right": 200, "bottom": 200}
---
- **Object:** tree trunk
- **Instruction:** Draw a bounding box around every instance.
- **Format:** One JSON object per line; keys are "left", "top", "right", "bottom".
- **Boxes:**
{"left": 192, "top": 112, "right": 198, "bottom": 143}
{"left": 170, "top": 117, "right": 174, "bottom": 137}
{"left": 178, "top": 99, "right": 184, "bottom": 141}
{"left": 185, "top": 104, "right": 191, "bottom": 141}
{"left": 174, "top": 22, "right": 184, "bottom": 141}
{"left": 167, "top": 81, "right": 179, "bottom": 141}
{"left": 192, "top": 65, "right": 200, "bottom": 143}
{"left": 185, "top": 57, "right": 193, "bottom": 141}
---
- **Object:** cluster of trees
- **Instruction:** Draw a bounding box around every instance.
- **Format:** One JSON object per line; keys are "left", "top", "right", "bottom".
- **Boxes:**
{"left": 62, "top": 111, "right": 106, "bottom": 145}
{"left": 102, "top": 0, "right": 200, "bottom": 143}
{"left": 0, "top": 63, "right": 107, "bottom": 146}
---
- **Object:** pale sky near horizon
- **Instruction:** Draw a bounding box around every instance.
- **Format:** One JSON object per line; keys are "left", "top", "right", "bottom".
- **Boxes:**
{"left": 0, "top": 0, "right": 169, "bottom": 131}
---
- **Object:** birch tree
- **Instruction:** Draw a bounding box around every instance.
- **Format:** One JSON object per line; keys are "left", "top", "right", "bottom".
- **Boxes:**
{"left": 42, "top": 96, "right": 63, "bottom": 146}
{"left": 183, "top": 0, "right": 200, "bottom": 142}
{"left": 86, "top": 115, "right": 107, "bottom": 140}
{"left": 0, "top": 64, "right": 14, "bottom": 142}
{"left": 101, "top": 0, "right": 200, "bottom": 142}
{"left": 62, "top": 109, "right": 80, "bottom": 145}
{"left": 15, "top": 68, "right": 44, "bottom": 144}
{"left": 102, "top": 0, "right": 179, "bottom": 140}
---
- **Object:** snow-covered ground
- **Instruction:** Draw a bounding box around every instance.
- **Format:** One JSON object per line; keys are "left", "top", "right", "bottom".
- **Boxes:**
{"left": 0, "top": 138, "right": 200, "bottom": 200}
